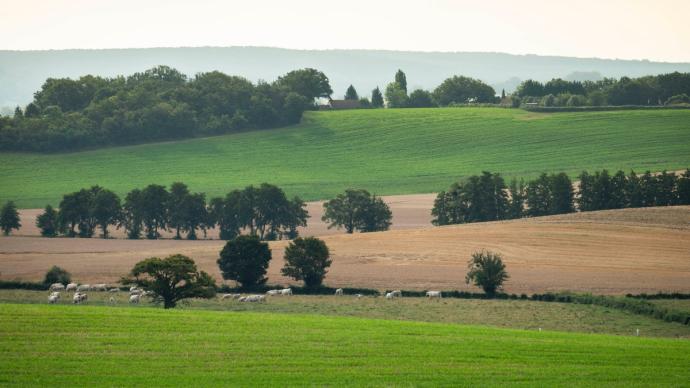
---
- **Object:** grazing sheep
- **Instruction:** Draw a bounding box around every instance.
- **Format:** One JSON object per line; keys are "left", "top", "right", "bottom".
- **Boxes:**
{"left": 221, "top": 293, "right": 241, "bottom": 300}
{"left": 280, "top": 288, "right": 292, "bottom": 296}
{"left": 108, "top": 288, "right": 119, "bottom": 293}
{"left": 49, "top": 283, "right": 65, "bottom": 291}
{"left": 391, "top": 290, "right": 402, "bottom": 298}
{"left": 129, "top": 286, "right": 138, "bottom": 292}
{"left": 426, "top": 291, "right": 442, "bottom": 300}
{"left": 266, "top": 290, "right": 281, "bottom": 296}
{"left": 72, "top": 293, "right": 87, "bottom": 304}
{"left": 335, "top": 288, "right": 344, "bottom": 296}
{"left": 77, "top": 284, "right": 91, "bottom": 292}
{"left": 65, "top": 283, "right": 78, "bottom": 292}
{"left": 48, "top": 294, "right": 59, "bottom": 304}
{"left": 93, "top": 283, "right": 108, "bottom": 291}
{"left": 129, "top": 294, "right": 141, "bottom": 304}
{"left": 239, "top": 295, "right": 266, "bottom": 303}
{"left": 385, "top": 292, "right": 394, "bottom": 299}
{"left": 129, "top": 289, "right": 142, "bottom": 296}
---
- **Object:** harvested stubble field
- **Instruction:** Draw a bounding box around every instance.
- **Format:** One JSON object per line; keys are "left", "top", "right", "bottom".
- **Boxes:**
{"left": 2, "top": 290, "right": 689, "bottom": 338}
{"left": 2, "top": 107, "right": 690, "bottom": 208}
{"left": 1, "top": 206, "right": 689, "bottom": 295}
{"left": 0, "top": 304, "right": 689, "bottom": 386}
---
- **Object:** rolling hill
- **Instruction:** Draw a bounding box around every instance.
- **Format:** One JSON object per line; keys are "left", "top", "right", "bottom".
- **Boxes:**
{"left": 3, "top": 206, "right": 689, "bottom": 295}
{"left": 2, "top": 107, "right": 690, "bottom": 208}
{"left": 0, "top": 304, "right": 688, "bottom": 385}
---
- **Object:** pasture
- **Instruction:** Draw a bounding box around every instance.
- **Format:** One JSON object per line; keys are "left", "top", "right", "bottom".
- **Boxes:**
{"left": 2, "top": 206, "right": 689, "bottom": 295}
{"left": 2, "top": 108, "right": 690, "bottom": 208}
{"left": 2, "top": 290, "right": 689, "bottom": 338}
{"left": 0, "top": 303, "right": 688, "bottom": 386}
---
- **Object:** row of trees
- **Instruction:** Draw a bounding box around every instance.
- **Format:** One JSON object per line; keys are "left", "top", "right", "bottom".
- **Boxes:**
{"left": 514, "top": 72, "right": 690, "bottom": 107}
{"left": 34, "top": 182, "right": 308, "bottom": 240}
{"left": 432, "top": 169, "right": 690, "bottom": 225}
{"left": 1, "top": 186, "right": 392, "bottom": 239}
{"left": 339, "top": 69, "right": 498, "bottom": 109}
{"left": 0, "top": 66, "right": 333, "bottom": 152}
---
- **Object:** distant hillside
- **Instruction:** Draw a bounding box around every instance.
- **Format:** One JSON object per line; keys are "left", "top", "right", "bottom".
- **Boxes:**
{"left": 1, "top": 107, "right": 689, "bottom": 208}
{"left": 2, "top": 46, "right": 690, "bottom": 110}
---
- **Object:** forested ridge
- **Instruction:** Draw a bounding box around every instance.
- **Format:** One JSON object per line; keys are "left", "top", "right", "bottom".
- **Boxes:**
{"left": 0, "top": 66, "right": 330, "bottom": 152}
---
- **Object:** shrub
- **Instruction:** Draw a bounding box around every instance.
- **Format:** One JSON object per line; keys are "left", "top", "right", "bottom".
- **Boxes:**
{"left": 465, "top": 251, "right": 509, "bottom": 296}
{"left": 43, "top": 266, "right": 71, "bottom": 285}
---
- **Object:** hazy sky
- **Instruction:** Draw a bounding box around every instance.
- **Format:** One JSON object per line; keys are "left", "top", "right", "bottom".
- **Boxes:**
{"left": 1, "top": 0, "right": 689, "bottom": 62}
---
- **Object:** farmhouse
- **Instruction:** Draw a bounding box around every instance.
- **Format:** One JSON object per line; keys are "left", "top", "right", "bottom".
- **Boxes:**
{"left": 320, "top": 99, "right": 361, "bottom": 110}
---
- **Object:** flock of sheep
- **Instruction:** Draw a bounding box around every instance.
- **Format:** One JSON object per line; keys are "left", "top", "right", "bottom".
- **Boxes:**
{"left": 46, "top": 282, "right": 444, "bottom": 305}
{"left": 47, "top": 282, "right": 151, "bottom": 305}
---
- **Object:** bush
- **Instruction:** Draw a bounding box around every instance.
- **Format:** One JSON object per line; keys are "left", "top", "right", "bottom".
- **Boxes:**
{"left": 43, "top": 266, "right": 71, "bottom": 285}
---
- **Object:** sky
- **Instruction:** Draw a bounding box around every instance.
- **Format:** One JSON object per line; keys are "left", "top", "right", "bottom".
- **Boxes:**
{"left": 1, "top": 0, "right": 689, "bottom": 62}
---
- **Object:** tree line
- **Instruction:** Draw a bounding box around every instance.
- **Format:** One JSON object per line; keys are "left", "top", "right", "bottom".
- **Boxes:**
{"left": 0, "top": 185, "right": 392, "bottom": 238}
{"left": 30, "top": 182, "right": 308, "bottom": 240}
{"left": 432, "top": 169, "right": 690, "bottom": 225}
{"left": 0, "top": 66, "right": 332, "bottom": 152}
{"left": 513, "top": 72, "right": 690, "bottom": 107}
{"left": 341, "top": 69, "right": 498, "bottom": 109}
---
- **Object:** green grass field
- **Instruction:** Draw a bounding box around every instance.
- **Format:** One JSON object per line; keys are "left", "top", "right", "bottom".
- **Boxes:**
{"left": 0, "top": 303, "right": 688, "bottom": 386}
{"left": 2, "top": 108, "right": 690, "bottom": 208}
{"left": 2, "top": 291, "right": 689, "bottom": 338}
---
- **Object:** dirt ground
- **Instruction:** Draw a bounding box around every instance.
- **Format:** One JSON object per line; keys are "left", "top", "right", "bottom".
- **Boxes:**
{"left": 2, "top": 202, "right": 689, "bottom": 295}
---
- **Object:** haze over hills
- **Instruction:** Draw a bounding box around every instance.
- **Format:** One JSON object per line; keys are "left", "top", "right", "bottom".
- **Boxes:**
{"left": 2, "top": 46, "right": 690, "bottom": 110}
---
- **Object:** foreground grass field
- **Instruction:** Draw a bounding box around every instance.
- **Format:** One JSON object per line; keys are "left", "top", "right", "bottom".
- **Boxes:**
{"left": 0, "top": 304, "right": 688, "bottom": 386}
{"left": 2, "top": 108, "right": 690, "bottom": 208}
{"left": 3, "top": 290, "right": 690, "bottom": 338}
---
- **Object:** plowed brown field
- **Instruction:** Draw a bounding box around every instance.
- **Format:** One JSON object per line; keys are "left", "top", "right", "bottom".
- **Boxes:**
{"left": 2, "top": 203, "right": 689, "bottom": 295}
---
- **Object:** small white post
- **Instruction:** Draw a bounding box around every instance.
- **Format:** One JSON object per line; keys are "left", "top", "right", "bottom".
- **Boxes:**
{"left": 636, "top": 329, "right": 640, "bottom": 337}
{"left": 538, "top": 327, "right": 542, "bottom": 332}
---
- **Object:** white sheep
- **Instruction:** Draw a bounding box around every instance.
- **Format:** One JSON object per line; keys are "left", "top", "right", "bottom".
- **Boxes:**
{"left": 280, "top": 288, "right": 292, "bottom": 296}
{"left": 77, "top": 284, "right": 91, "bottom": 292}
{"left": 65, "top": 283, "right": 78, "bottom": 292}
{"left": 335, "top": 288, "right": 344, "bottom": 296}
{"left": 129, "top": 294, "right": 141, "bottom": 304}
{"left": 49, "top": 283, "right": 65, "bottom": 291}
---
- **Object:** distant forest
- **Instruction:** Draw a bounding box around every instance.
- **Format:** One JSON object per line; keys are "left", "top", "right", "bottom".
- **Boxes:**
{"left": 0, "top": 66, "right": 330, "bottom": 152}
{"left": 1, "top": 63, "right": 689, "bottom": 152}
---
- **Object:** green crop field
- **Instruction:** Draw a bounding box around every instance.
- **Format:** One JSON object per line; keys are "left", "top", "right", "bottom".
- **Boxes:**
{"left": 0, "top": 304, "right": 688, "bottom": 386}
{"left": 2, "top": 108, "right": 690, "bottom": 208}
{"left": 3, "top": 290, "right": 690, "bottom": 338}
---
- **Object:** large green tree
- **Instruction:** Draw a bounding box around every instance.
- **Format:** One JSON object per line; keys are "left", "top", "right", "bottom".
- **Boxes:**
{"left": 217, "top": 235, "right": 272, "bottom": 289}
{"left": 433, "top": 75, "right": 496, "bottom": 105}
{"left": 124, "top": 254, "right": 216, "bottom": 309}
{"left": 384, "top": 82, "right": 408, "bottom": 108}
{"left": 371, "top": 87, "right": 384, "bottom": 108}
{"left": 275, "top": 68, "right": 332, "bottom": 101}
{"left": 394, "top": 69, "right": 408, "bottom": 93}
{"left": 344, "top": 85, "right": 359, "bottom": 100}
{"left": 465, "top": 251, "right": 509, "bottom": 296}
{"left": 36, "top": 205, "right": 59, "bottom": 237}
{"left": 141, "top": 184, "right": 169, "bottom": 239}
{"left": 167, "top": 182, "right": 191, "bottom": 239}
{"left": 0, "top": 201, "right": 21, "bottom": 236}
{"left": 281, "top": 237, "right": 332, "bottom": 288}
{"left": 322, "top": 189, "right": 392, "bottom": 233}
{"left": 92, "top": 189, "right": 121, "bottom": 238}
